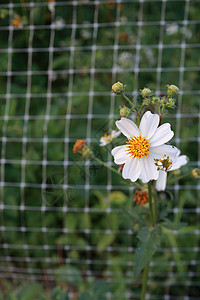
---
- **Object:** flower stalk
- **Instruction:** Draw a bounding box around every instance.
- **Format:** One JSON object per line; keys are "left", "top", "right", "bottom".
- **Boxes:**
{"left": 140, "top": 263, "right": 149, "bottom": 300}
{"left": 148, "top": 181, "right": 155, "bottom": 227}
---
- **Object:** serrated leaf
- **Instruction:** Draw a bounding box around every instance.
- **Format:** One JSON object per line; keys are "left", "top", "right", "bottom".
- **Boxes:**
{"left": 122, "top": 207, "right": 146, "bottom": 225}
{"left": 161, "top": 219, "right": 187, "bottom": 230}
{"left": 133, "top": 226, "right": 161, "bottom": 278}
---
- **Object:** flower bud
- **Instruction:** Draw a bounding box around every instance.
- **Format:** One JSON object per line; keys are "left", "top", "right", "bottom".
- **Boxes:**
{"left": 167, "top": 85, "right": 179, "bottom": 96}
{"left": 192, "top": 168, "right": 200, "bottom": 178}
{"left": 151, "top": 96, "right": 160, "bottom": 105}
{"left": 141, "top": 87, "right": 151, "bottom": 98}
{"left": 112, "top": 81, "right": 124, "bottom": 94}
{"left": 166, "top": 97, "right": 176, "bottom": 108}
{"left": 119, "top": 105, "right": 130, "bottom": 117}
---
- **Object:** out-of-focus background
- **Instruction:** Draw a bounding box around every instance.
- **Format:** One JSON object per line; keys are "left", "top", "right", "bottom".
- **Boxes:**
{"left": 0, "top": 0, "right": 199, "bottom": 299}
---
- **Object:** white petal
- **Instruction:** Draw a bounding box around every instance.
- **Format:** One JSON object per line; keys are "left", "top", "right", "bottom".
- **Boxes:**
{"left": 111, "top": 145, "right": 128, "bottom": 165}
{"left": 122, "top": 157, "right": 141, "bottom": 182}
{"left": 149, "top": 123, "right": 174, "bottom": 147}
{"left": 139, "top": 111, "right": 160, "bottom": 139}
{"left": 149, "top": 144, "right": 179, "bottom": 161}
{"left": 139, "top": 157, "right": 159, "bottom": 183}
{"left": 155, "top": 171, "right": 167, "bottom": 191}
{"left": 170, "top": 155, "right": 188, "bottom": 171}
{"left": 111, "top": 130, "right": 121, "bottom": 139}
{"left": 115, "top": 118, "right": 139, "bottom": 139}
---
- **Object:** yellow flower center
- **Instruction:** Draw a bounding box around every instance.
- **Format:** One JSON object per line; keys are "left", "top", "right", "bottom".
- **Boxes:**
{"left": 104, "top": 133, "right": 110, "bottom": 142}
{"left": 126, "top": 132, "right": 150, "bottom": 159}
{"left": 155, "top": 156, "right": 172, "bottom": 171}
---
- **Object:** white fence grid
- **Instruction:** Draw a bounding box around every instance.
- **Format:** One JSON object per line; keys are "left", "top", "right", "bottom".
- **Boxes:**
{"left": 0, "top": 0, "right": 200, "bottom": 299}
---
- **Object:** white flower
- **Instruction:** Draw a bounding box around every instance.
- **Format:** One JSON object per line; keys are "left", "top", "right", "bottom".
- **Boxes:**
{"left": 48, "top": 1, "right": 55, "bottom": 13}
{"left": 111, "top": 111, "right": 179, "bottom": 183}
{"left": 166, "top": 23, "right": 179, "bottom": 35}
{"left": 155, "top": 150, "right": 188, "bottom": 191}
{"left": 52, "top": 17, "right": 65, "bottom": 30}
{"left": 100, "top": 130, "right": 121, "bottom": 147}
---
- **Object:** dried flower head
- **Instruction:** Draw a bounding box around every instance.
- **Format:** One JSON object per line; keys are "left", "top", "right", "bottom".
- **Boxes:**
{"left": 133, "top": 190, "right": 148, "bottom": 206}
{"left": 73, "top": 140, "right": 93, "bottom": 159}
{"left": 11, "top": 15, "right": 23, "bottom": 27}
{"left": 73, "top": 139, "right": 86, "bottom": 154}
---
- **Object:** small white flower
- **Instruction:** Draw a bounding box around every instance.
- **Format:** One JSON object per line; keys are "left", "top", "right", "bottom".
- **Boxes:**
{"left": 48, "top": 1, "right": 55, "bottom": 13}
{"left": 155, "top": 150, "right": 188, "bottom": 191}
{"left": 111, "top": 111, "right": 179, "bottom": 183}
{"left": 100, "top": 130, "right": 121, "bottom": 147}
{"left": 52, "top": 17, "right": 65, "bottom": 30}
{"left": 118, "top": 52, "right": 133, "bottom": 69}
{"left": 166, "top": 23, "right": 179, "bottom": 35}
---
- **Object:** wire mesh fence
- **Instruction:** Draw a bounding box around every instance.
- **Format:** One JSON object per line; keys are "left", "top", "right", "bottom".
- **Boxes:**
{"left": 0, "top": 0, "right": 199, "bottom": 299}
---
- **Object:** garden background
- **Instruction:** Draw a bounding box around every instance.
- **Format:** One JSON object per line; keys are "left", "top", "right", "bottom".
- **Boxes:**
{"left": 0, "top": 0, "right": 199, "bottom": 299}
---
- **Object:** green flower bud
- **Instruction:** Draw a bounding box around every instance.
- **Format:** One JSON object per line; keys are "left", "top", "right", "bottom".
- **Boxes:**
{"left": 166, "top": 97, "right": 176, "bottom": 108}
{"left": 151, "top": 96, "right": 160, "bottom": 105}
{"left": 167, "top": 85, "right": 179, "bottom": 96}
{"left": 141, "top": 87, "right": 151, "bottom": 98}
{"left": 192, "top": 168, "right": 200, "bottom": 179}
{"left": 112, "top": 81, "right": 124, "bottom": 95}
{"left": 119, "top": 105, "right": 130, "bottom": 117}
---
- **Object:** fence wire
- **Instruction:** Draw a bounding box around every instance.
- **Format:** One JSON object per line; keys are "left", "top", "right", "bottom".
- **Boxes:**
{"left": 0, "top": 0, "right": 200, "bottom": 299}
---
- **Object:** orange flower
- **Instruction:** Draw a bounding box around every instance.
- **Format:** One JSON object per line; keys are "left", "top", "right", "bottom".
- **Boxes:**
{"left": 12, "top": 18, "right": 22, "bottom": 27}
{"left": 133, "top": 190, "right": 148, "bottom": 206}
{"left": 73, "top": 139, "right": 86, "bottom": 154}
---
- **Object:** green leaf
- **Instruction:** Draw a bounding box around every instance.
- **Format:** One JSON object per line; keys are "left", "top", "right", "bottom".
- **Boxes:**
{"left": 133, "top": 226, "right": 161, "bottom": 278}
{"left": 51, "top": 287, "right": 69, "bottom": 300}
{"left": 79, "top": 292, "right": 92, "bottom": 300}
{"left": 161, "top": 219, "right": 187, "bottom": 230}
{"left": 17, "top": 283, "right": 44, "bottom": 300}
{"left": 122, "top": 207, "right": 146, "bottom": 225}
{"left": 55, "top": 266, "right": 81, "bottom": 286}
{"left": 93, "top": 281, "right": 110, "bottom": 298}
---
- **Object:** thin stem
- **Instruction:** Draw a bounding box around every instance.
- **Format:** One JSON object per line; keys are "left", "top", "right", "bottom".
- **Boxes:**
{"left": 153, "top": 191, "right": 158, "bottom": 223}
{"left": 140, "top": 263, "right": 149, "bottom": 300}
{"left": 167, "top": 171, "right": 191, "bottom": 184}
{"left": 122, "top": 93, "right": 139, "bottom": 114}
{"left": 94, "top": 157, "right": 120, "bottom": 177}
{"left": 93, "top": 157, "right": 142, "bottom": 189}
{"left": 148, "top": 181, "right": 155, "bottom": 227}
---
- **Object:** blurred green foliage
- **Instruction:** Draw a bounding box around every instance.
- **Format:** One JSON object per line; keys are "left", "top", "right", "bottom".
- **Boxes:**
{"left": 0, "top": 0, "right": 200, "bottom": 299}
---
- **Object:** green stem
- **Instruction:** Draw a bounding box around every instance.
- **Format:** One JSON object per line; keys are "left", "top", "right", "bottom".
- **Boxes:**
{"left": 153, "top": 191, "right": 158, "bottom": 223}
{"left": 122, "top": 93, "right": 138, "bottom": 113}
{"left": 140, "top": 182, "right": 155, "bottom": 300}
{"left": 94, "top": 157, "right": 121, "bottom": 177}
{"left": 140, "top": 263, "right": 149, "bottom": 300}
{"left": 148, "top": 181, "right": 155, "bottom": 227}
{"left": 93, "top": 157, "right": 141, "bottom": 189}
{"left": 167, "top": 171, "right": 191, "bottom": 184}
